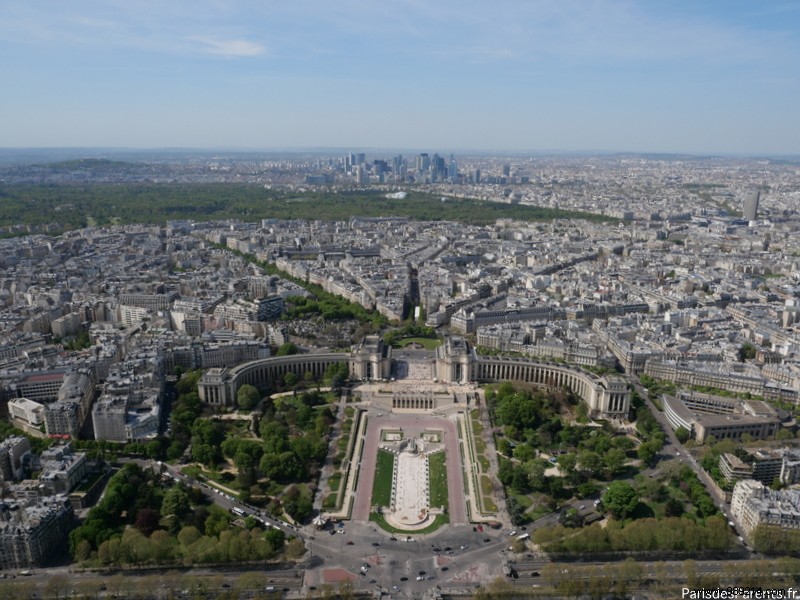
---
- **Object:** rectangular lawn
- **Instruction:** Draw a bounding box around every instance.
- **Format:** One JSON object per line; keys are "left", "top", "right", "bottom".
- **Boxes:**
{"left": 428, "top": 451, "right": 449, "bottom": 510}
{"left": 371, "top": 449, "right": 395, "bottom": 507}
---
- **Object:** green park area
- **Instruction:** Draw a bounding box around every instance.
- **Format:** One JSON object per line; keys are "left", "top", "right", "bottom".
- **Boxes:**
{"left": 0, "top": 181, "right": 613, "bottom": 234}
{"left": 323, "top": 406, "right": 360, "bottom": 511}
{"left": 428, "top": 451, "right": 449, "bottom": 510}
{"left": 469, "top": 410, "right": 491, "bottom": 472}
{"left": 396, "top": 337, "right": 442, "bottom": 350}
{"left": 479, "top": 475, "right": 498, "bottom": 512}
{"left": 371, "top": 449, "right": 395, "bottom": 507}
{"left": 67, "top": 464, "right": 290, "bottom": 567}
{"left": 488, "top": 382, "right": 735, "bottom": 556}
{"left": 383, "top": 323, "right": 440, "bottom": 348}
{"left": 334, "top": 406, "right": 357, "bottom": 468}
{"left": 170, "top": 373, "right": 335, "bottom": 521}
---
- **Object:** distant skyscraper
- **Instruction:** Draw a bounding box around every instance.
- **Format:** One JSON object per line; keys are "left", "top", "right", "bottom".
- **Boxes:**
{"left": 372, "top": 159, "right": 387, "bottom": 175}
{"left": 448, "top": 158, "right": 458, "bottom": 182}
{"left": 432, "top": 154, "right": 446, "bottom": 180}
{"left": 743, "top": 189, "right": 761, "bottom": 221}
{"left": 373, "top": 160, "right": 388, "bottom": 183}
{"left": 502, "top": 164, "right": 511, "bottom": 177}
{"left": 354, "top": 165, "right": 367, "bottom": 184}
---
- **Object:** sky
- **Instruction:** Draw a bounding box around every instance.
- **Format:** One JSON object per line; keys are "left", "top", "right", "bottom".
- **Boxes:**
{"left": 1, "top": 0, "right": 799, "bottom": 155}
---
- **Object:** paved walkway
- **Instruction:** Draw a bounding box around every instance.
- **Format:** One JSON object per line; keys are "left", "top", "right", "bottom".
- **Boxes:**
{"left": 391, "top": 451, "right": 429, "bottom": 526}
{"left": 349, "top": 413, "right": 378, "bottom": 521}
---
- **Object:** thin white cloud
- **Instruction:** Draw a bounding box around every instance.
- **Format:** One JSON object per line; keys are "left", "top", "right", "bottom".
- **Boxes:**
{"left": 1, "top": 0, "right": 794, "bottom": 68}
{"left": 0, "top": 3, "right": 268, "bottom": 59}
{"left": 188, "top": 36, "right": 267, "bottom": 58}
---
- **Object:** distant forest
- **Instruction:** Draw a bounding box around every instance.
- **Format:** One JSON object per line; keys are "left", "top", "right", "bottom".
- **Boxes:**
{"left": 0, "top": 183, "right": 613, "bottom": 232}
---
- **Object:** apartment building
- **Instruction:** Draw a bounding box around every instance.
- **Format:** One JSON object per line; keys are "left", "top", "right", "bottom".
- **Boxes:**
{"left": 0, "top": 497, "right": 74, "bottom": 569}
{"left": 731, "top": 479, "right": 800, "bottom": 537}
{"left": 721, "top": 448, "right": 800, "bottom": 486}
{"left": 0, "top": 436, "right": 31, "bottom": 482}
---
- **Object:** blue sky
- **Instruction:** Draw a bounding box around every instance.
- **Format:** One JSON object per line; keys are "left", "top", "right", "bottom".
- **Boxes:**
{"left": 1, "top": 0, "right": 799, "bottom": 154}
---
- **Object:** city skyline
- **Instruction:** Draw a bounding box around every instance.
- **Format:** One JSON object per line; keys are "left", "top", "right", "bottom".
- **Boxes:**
{"left": 1, "top": 1, "right": 799, "bottom": 154}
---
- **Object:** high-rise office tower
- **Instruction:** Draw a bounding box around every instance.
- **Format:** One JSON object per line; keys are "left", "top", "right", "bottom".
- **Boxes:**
{"left": 354, "top": 165, "right": 367, "bottom": 184}
{"left": 448, "top": 158, "right": 458, "bottom": 182}
{"left": 743, "top": 189, "right": 761, "bottom": 221}
{"left": 373, "top": 160, "right": 388, "bottom": 183}
{"left": 432, "top": 154, "right": 446, "bottom": 180}
{"left": 373, "top": 160, "right": 387, "bottom": 175}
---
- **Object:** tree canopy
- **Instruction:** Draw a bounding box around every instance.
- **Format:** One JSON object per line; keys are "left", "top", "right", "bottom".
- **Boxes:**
{"left": 236, "top": 384, "right": 260, "bottom": 410}
{"left": 0, "top": 183, "right": 614, "bottom": 235}
{"left": 603, "top": 481, "right": 640, "bottom": 519}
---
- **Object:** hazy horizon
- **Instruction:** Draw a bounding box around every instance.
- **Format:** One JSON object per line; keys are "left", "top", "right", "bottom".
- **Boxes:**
{"left": 2, "top": 146, "right": 799, "bottom": 160}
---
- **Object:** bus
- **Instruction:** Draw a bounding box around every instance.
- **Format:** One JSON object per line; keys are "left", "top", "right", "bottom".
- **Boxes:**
{"left": 231, "top": 507, "right": 245, "bottom": 517}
